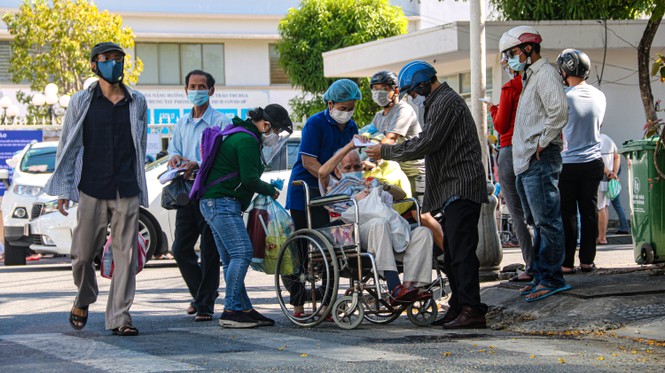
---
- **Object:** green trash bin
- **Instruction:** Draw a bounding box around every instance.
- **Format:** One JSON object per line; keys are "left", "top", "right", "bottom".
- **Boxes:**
{"left": 619, "top": 138, "right": 665, "bottom": 264}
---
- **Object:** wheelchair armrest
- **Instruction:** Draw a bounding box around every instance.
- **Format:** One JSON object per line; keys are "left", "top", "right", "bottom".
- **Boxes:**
{"left": 393, "top": 197, "right": 421, "bottom": 225}
{"left": 309, "top": 194, "right": 351, "bottom": 208}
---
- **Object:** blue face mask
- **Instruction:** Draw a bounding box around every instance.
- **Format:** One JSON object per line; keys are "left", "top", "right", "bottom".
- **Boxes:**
{"left": 507, "top": 55, "right": 526, "bottom": 72}
{"left": 96, "top": 60, "right": 124, "bottom": 84}
{"left": 187, "top": 90, "right": 210, "bottom": 107}
{"left": 342, "top": 171, "right": 363, "bottom": 180}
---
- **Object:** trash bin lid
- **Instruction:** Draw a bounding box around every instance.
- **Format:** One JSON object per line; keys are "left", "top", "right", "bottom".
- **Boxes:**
{"left": 619, "top": 137, "right": 659, "bottom": 154}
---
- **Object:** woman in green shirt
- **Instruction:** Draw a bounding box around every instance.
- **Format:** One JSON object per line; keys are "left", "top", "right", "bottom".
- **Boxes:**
{"left": 199, "top": 104, "right": 293, "bottom": 328}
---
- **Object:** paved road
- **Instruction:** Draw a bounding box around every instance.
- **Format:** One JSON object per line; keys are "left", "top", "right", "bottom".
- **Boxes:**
{"left": 1, "top": 244, "right": 662, "bottom": 372}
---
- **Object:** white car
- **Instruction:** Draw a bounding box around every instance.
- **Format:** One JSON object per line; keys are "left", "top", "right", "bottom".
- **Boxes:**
{"left": 0, "top": 141, "right": 59, "bottom": 265}
{"left": 26, "top": 131, "right": 301, "bottom": 260}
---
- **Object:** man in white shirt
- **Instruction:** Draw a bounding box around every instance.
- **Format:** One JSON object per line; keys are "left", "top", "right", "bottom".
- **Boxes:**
{"left": 167, "top": 70, "right": 231, "bottom": 321}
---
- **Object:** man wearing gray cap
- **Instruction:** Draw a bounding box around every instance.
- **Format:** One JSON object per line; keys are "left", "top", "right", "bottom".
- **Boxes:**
{"left": 45, "top": 42, "right": 149, "bottom": 336}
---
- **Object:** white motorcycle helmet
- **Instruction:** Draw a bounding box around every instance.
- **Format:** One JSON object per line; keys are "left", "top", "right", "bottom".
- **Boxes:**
{"left": 499, "top": 25, "right": 542, "bottom": 53}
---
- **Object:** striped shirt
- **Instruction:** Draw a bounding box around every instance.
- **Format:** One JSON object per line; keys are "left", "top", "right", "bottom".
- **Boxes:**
{"left": 381, "top": 82, "right": 488, "bottom": 213}
{"left": 512, "top": 57, "right": 568, "bottom": 175}
{"left": 44, "top": 82, "right": 149, "bottom": 206}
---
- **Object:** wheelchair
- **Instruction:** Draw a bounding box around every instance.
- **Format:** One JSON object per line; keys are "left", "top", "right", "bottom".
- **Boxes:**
{"left": 273, "top": 180, "right": 447, "bottom": 329}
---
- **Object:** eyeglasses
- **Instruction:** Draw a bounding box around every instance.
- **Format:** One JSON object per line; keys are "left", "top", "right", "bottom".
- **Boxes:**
{"left": 505, "top": 48, "right": 522, "bottom": 59}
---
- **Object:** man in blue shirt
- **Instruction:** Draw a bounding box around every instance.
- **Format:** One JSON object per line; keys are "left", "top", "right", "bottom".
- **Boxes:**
{"left": 167, "top": 70, "right": 231, "bottom": 321}
{"left": 284, "top": 79, "right": 361, "bottom": 316}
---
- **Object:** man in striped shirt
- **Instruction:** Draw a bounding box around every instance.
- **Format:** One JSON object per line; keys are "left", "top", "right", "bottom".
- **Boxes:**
{"left": 366, "top": 61, "right": 488, "bottom": 329}
{"left": 502, "top": 26, "right": 571, "bottom": 302}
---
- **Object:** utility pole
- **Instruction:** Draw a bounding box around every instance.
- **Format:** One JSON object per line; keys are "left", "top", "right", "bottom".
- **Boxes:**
{"left": 470, "top": 0, "right": 502, "bottom": 280}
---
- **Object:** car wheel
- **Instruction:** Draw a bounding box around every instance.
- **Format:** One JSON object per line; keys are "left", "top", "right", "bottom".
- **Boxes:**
{"left": 3, "top": 239, "right": 28, "bottom": 266}
{"left": 139, "top": 211, "right": 159, "bottom": 261}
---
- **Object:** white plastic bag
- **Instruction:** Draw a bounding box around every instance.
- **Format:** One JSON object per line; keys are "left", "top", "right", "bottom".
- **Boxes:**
{"left": 340, "top": 187, "right": 411, "bottom": 253}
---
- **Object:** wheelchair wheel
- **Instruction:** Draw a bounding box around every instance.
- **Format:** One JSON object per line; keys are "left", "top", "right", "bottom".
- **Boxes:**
{"left": 275, "top": 230, "right": 339, "bottom": 328}
{"left": 361, "top": 277, "right": 401, "bottom": 324}
{"left": 332, "top": 295, "right": 364, "bottom": 330}
{"left": 406, "top": 298, "right": 438, "bottom": 327}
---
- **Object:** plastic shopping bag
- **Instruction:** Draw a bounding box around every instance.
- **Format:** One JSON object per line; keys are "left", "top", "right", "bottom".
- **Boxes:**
{"left": 340, "top": 187, "right": 411, "bottom": 253}
{"left": 607, "top": 179, "right": 621, "bottom": 201}
{"left": 101, "top": 233, "right": 147, "bottom": 279}
{"left": 247, "top": 194, "right": 295, "bottom": 275}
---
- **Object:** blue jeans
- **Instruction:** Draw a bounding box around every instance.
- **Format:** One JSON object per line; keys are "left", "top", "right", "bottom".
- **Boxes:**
{"left": 200, "top": 197, "right": 252, "bottom": 311}
{"left": 515, "top": 145, "right": 566, "bottom": 289}
{"left": 611, "top": 195, "right": 630, "bottom": 232}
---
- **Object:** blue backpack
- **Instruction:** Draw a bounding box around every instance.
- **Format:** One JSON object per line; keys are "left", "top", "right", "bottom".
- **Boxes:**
{"left": 189, "top": 124, "right": 259, "bottom": 201}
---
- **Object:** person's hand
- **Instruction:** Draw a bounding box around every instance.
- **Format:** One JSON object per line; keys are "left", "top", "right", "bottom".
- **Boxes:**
{"left": 606, "top": 170, "right": 618, "bottom": 180}
{"left": 168, "top": 155, "right": 188, "bottom": 169}
{"left": 57, "top": 199, "right": 69, "bottom": 216}
{"left": 351, "top": 135, "right": 370, "bottom": 149}
{"left": 180, "top": 161, "right": 199, "bottom": 179}
{"left": 362, "top": 160, "right": 376, "bottom": 171}
{"left": 273, "top": 189, "right": 280, "bottom": 200}
{"left": 535, "top": 145, "right": 544, "bottom": 161}
{"left": 365, "top": 144, "right": 383, "bottom": 160}
{"left": 482, "top": 100, "right": 494, "bottom": 107}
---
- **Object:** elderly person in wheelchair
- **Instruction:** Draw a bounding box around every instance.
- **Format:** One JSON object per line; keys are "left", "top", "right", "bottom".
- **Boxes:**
{"left": 318, "top": 138, "right": 433, "bottom": 304}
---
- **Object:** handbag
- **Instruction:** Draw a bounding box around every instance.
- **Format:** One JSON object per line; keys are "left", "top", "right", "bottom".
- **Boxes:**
{"left": 161, "top": 175, "right": 193, "bottom": 210}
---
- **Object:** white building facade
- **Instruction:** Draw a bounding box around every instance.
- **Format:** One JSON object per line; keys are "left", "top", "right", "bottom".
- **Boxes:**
{"left": 0, "top": 0, "right": 475, "bottom": 126}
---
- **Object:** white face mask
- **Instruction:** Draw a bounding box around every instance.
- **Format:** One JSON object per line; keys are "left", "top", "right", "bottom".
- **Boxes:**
{"left": 371, "top": 89, "right": 391, "bottom": 107}
{"left": 262, "top": 132, "right": 279, "bottom": 147}
{"left": 411, "top": 95, "right": 425, "bottom": 108}
{"left": 330, "top": 108, "right": 354, "bottom": 124}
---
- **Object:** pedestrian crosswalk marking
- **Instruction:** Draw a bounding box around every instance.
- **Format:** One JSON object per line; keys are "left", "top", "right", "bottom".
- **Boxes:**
{"left": 178, "top": 327, "right": 424, "bottom": 362}
{"left": 0, "top": 333, "right": 204, "bottom": 372}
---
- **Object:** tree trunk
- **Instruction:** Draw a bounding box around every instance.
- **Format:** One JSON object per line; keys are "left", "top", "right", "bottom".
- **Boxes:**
{"left": 638, "top": 2, "right": 664, "bottom": 125}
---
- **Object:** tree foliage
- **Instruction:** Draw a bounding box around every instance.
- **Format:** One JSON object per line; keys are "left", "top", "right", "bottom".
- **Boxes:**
{"left": 277, "top": 0, "right": 408, "bottom": 125}
{"left": 3, "top": 0, "right": 143, "bottom": 95}
{"left": 489, "top": 0, "right": 663, "bottom": 126}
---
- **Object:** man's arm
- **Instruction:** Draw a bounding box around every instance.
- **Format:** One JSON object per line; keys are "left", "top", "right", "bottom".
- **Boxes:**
{"left": 167, "top": 118, "right": 186, "bottom": 169}
{"left": 318, "top": 140, "right": 355, "bottom": 191}
{"left": 537, "top": 67, "right": 568, "bottom": 150}
{"left": 376, "top": 101, "right": 461, "bottom": 161}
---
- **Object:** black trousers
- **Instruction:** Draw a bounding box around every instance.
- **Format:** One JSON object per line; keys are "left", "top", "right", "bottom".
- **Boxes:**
{"left": 439, "top": 199, "right": 487, "bottom": 314}
{"left": 559, "top": 158, "right": 604, "bottom": 268}
{"left": 172, "top": 202, "right": 220, "bottom": 314}
{"left": 285, "top": 194, "right": 330, "bottom": 307}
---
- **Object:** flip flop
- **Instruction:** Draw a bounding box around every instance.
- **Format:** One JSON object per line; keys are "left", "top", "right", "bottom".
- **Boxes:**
{"left": 525, "top": 284, "right": 573, "bottom": 302}
{"left": 519, "top": 281, "right": 538, "bottom": 296}
{"left": 194, "top": 313, "right": 213, "bottom": 322}
{"left": 112, "top": 324, "right": 139, "bottom": 336}
{"left": 580, "top": 264, "right": 596, "bottom": 273}
{"left": 69, "top": 305, "right": 89, "bottom": 330}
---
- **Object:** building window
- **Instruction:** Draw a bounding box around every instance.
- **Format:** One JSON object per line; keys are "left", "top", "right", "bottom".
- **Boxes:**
{"left": 135, "top": 43, "right": 225, "bottom": 85}
{"left": 0, "top": 42, "right": 12, "bottom": 83}
{"left": 269, "top": 44, "right": 289, "bottom": 85}
{"left": 441, "top": 69, "right": 493, "bottom": 100}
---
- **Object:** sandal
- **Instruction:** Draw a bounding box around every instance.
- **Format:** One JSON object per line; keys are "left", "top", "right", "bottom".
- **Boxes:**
{"left": 519, "top": 282, "right": 538, "bottom": 296}
{"left": 580, "top": 263, "right": 596, "bottom": 272}
{"left": 112, "top": 324, "right": 139, "bottom": 336}
{"left": 194, "top": 313, "right": 213, "bottom": 322}
{"left": 69, "top": 305, "right": 89, "bottom": 330}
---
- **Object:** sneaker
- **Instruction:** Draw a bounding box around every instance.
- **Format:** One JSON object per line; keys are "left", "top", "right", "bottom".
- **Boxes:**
{"left": 219, "top": 311, "right": 259, "bottom": 328}
{"left": 246, "top": 309, "right": 275, "bottom": 326}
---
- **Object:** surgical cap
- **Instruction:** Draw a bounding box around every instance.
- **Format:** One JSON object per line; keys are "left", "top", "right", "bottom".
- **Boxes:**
{"left": 322, "top": 79, "right": 362, "bottom": 103}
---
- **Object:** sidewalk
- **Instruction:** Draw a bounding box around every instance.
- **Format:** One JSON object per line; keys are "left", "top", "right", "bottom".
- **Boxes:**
{"left": 480, "top": 237, "right": 665, "bottom": 345}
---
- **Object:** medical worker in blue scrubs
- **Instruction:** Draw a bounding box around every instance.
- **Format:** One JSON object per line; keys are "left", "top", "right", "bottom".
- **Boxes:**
{"left": 284, "top": 79, "right": 362, "bottom": 317}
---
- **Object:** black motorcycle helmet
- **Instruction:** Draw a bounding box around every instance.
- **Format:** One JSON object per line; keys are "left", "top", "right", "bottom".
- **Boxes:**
{"left": 556, "top": 49, "right": 591, "bottom": 80}
{"left": 370, "top": 70, "right": 399, "bottom": 89}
